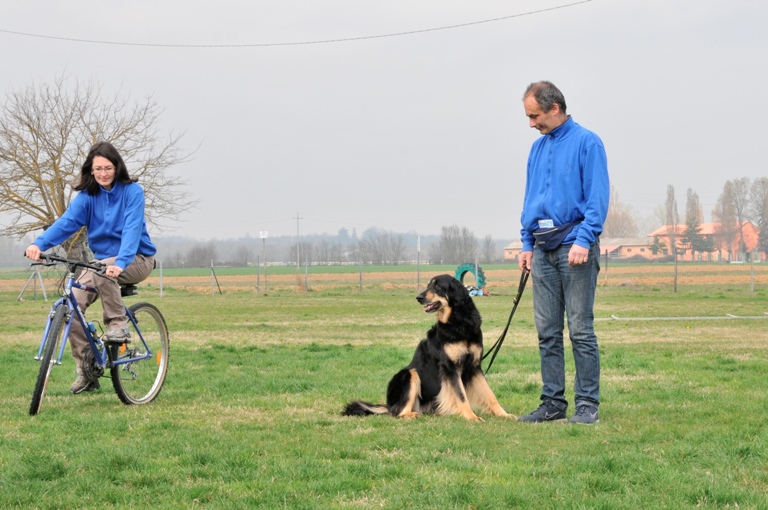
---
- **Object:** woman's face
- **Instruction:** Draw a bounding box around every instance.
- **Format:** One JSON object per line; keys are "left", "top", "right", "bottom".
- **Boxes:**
{"left": 91, "top": 155, "right": 116, "bottom": 190}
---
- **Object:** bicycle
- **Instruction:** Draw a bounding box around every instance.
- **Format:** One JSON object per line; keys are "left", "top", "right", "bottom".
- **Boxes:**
{"left": 28, "top": 253, "right": 169, "bottom": 416}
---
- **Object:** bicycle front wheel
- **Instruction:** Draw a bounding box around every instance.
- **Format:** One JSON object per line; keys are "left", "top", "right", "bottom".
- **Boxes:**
{"left": 30, "top": 304, "right": 67, "bottom": 416}
{"left": 110, "top": 302, "right": 169, "bottom": 405}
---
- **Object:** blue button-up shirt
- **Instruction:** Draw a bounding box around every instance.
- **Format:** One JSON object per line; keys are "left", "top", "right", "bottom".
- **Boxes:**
{"left": 520, "top": 117, "right": 610, "bottom": 251}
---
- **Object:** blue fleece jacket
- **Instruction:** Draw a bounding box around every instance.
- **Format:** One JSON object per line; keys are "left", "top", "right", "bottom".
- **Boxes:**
{"left": 33, "top": 181, "right": 156, "bottom": 270}
{"left": 520, "top": 117, "right": 609, "bottom": 251}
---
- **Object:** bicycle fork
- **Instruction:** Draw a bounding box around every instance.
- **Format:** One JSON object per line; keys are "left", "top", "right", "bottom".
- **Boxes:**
{"left": 34, "top": 302, "right": 71, "bottom": 367}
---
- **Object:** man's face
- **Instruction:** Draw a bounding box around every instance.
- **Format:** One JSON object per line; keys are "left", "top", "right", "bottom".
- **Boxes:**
{"left": 524, "top": 95, "right": 562, "bottom": 135}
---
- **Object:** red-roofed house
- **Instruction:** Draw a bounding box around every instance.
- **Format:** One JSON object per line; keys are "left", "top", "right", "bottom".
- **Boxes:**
{"left": 504, "top": 237, "right": 661, "bottom": 261}
{"left": 599, "top": 237, "right": 661, "bottom": 260}
{"left": 647, "top": 222, "right": 761, "bottom": 261}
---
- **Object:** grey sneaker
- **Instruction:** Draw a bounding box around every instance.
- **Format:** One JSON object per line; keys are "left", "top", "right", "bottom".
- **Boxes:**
{"left": 569, "top": 405, "right": 599, "bottom": 424}
{"left": 105, "top": 328, "right": 131, "bottom": 344}
{"left": 518, "top": 400, "right": 567, "bottom": 423}
{"left": 70, "top": 375, "right": 100, "bottom": 394}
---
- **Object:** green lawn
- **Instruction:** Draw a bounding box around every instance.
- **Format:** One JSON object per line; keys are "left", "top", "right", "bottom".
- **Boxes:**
{"left": 1, "top": 277, "right": 767, "bottom": 509}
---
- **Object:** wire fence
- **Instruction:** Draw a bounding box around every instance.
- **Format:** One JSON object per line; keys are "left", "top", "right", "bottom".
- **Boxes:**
{"left": 5, "top": 259, "right": 767, "bottom": 299}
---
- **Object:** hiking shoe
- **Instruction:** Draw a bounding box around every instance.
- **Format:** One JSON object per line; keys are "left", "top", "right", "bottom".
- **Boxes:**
{"left": 70, "top": 375, "right": 100, "bottom": 394}
{"left": 518, "top": 400, "right": 567, "bottom": 423}
{"left": 105, "top": 328, "right": 131, "bottom": 344}
{"left": 569, "top": 405, "right": 599, "bottom": 425}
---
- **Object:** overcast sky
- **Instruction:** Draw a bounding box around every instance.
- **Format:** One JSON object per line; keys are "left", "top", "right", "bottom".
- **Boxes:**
{"left": 2, "top": 0, "right": 766, "bottom": 241}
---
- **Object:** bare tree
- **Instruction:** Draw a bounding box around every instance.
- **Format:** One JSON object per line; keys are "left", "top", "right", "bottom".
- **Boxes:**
{"left": 665, "top": 185, "right": 679, "bottom": 292}
{"left": 185, "top": 242, "right": 217, "bottom": 267}
{"left": 729, "top": 178, "right": 752, "bottom": 255}
{"left": 603, "top": 186, "right": 639, "bottom": 238}
{"left": 636, "top": 205, "right": 666, "bottom": 238}
{"left": 665, "top": 185, "right": 679, "bottom": 257}
{"left": 0, "top": 73, "right": 196, "bottom": 253}
{"left": 430, "top": 225, "right": 478, "bottom": 264}
{"left": 314, "top": 238, "right": 333, "bottom": 266}
{"left": 481, "top": 234, "right": 496, "bottom": 264}
{"left": 231, "top": 244, "right": 253, "bottom": 267}
{"left": 357, "top": 230, "right": 407, "bottom": 265}
{"left": 714, "top": 180, "right": 742, "bottom": 259}
{"left": 288, "top": 241, "right": 314, "bottom": 267}
{"left": 312, "top": 238, "right": 345, "bottom": 266}
{"left": 749, "top": 177, "right": 768, "bottom": 254}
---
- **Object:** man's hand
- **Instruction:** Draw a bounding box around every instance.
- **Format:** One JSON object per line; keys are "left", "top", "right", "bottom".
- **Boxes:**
{"left": 519, "top": 250, "right": 533, "bottom": 272}
{"left": 568, "top": 244, "right": 590, "bottom": 266}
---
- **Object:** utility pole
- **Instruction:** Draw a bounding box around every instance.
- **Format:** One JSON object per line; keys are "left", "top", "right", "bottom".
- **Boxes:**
{"left": 260, "top": 230, "right": 268, "bottom": 293}
{"left": 293, "top": 212, "right": 303, "bottom": 270}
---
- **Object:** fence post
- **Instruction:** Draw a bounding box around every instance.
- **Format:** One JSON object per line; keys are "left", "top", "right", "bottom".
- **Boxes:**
{"left": 417, "top": 235, "right": 421, "bottom": 291}
{"left": 209, "top": 260, "right": 223, "bottom": 295}
{"left": 18, "top": 270, "right": 47, "bottom": 302}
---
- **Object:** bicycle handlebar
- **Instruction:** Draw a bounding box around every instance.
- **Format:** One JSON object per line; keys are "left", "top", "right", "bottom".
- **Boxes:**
{"left": 27, "top": 253, "right": 107, "bottom": 274}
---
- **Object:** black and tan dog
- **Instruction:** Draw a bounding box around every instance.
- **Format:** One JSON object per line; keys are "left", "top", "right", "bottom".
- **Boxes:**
{"left": 342, "top": 274, "right": 513, "bottom": 422}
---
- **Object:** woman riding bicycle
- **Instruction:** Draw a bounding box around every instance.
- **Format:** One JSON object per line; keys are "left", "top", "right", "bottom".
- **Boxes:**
{"left": 25, "top": 141, "right": 156, "bottom": 394}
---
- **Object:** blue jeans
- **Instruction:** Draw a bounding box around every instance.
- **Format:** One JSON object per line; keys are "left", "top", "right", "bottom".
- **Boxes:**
{"left": 531, "top": 242, "right": 601, "bottom": 410}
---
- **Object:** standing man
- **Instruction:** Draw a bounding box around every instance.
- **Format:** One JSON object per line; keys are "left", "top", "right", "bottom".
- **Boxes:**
{"left": 517, "top": 81, "right": 609, "bottom": 424}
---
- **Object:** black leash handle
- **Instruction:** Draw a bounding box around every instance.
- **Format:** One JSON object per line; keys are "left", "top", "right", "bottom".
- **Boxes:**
{"left": 482, "top": 270, "right": 529, "bottom": 374}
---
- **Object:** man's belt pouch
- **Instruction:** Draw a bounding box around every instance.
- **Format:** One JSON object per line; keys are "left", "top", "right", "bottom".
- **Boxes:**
{"left": 533, "top": 220, "right": 581, "bottom": 251}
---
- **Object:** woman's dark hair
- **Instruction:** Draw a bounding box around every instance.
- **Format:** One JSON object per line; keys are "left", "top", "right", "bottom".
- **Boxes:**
{"left": 74, "top": 141, "right": 137, "bottom": 195}
{"left": 524, "top": 81, "right": 567, "bottom": 114}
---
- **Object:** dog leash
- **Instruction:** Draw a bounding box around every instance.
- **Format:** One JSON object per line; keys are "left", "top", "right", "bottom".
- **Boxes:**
{"left": 482, "top": 269, "right": 529, "bottom": 374}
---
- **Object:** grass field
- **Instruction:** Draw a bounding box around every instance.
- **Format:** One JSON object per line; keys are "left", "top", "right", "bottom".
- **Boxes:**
{"left": 1, "top": 264, "right": 767, "bottom": 509}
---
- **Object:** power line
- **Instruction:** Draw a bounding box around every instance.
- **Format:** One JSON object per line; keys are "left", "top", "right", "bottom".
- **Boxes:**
{"left": 0, "top": 1, "right": 592, "bottom": 49}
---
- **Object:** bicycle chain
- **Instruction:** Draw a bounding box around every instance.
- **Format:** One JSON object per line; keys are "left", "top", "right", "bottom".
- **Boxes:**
{"left": 82, "top": 350, "right": 105, "bottom": 381}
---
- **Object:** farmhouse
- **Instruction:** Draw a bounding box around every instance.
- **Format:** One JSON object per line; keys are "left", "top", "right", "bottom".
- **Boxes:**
{"left": 600, "top": 237, "right": 659, "bottom": 260}
{"left": 647, "top": 221, "right": 762, "bottom": 262}
{"left": 503, "top": 240, "right": 523, "bottom": 261}
{"left": 503, "top": 237, "right": 658, "bottom": 261}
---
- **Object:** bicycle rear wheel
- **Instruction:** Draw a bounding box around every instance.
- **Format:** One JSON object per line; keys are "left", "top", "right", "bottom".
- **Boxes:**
{"left": 30, "top": 304, "right": 67, "bottom": 416}
{"left": 110, "top": 302, "right": 169, "bottom": 405}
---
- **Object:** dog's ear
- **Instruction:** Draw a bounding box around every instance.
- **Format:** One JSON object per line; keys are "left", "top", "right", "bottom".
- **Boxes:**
{"left": 448, "top": 275, "right": 469, "bottom": 306}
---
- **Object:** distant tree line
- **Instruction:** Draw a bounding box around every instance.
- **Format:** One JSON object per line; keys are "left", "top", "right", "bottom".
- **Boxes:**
{"left": 156, "top": 225, "right": 505, "bottom": 268}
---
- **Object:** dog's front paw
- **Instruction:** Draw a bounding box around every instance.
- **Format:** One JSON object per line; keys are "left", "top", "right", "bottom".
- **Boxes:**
{"left": 398, "top": 411, "right": 420, "bottom": 419}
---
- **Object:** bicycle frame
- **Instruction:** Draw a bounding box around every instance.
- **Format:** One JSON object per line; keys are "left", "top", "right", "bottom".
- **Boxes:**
{"left": 34, "top": 267, "right": 153, "bottom": 370}
{"left": 29, "top": 253, "right": 169, "bottom": 415}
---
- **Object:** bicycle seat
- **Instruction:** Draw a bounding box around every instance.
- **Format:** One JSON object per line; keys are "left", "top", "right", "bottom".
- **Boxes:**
{"left": 120, "top": 284, "right": 138, "bottom": 297}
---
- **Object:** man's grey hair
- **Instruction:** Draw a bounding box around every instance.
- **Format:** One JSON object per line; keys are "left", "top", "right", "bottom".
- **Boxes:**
{"left": 524, "top": 81, "right": 567, "bottom": 114}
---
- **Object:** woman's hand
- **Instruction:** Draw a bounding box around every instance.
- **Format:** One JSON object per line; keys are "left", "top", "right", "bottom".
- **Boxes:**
{"left": 25, "top": 245, "right": 42, "bottom": 261}
{"left": 105, "top": 265, "right": 123, "bottom": 278}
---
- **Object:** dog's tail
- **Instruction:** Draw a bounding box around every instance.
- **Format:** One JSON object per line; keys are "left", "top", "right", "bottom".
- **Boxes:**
{"left": 342, "top": 400, "right": 390, "bottom": 417}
